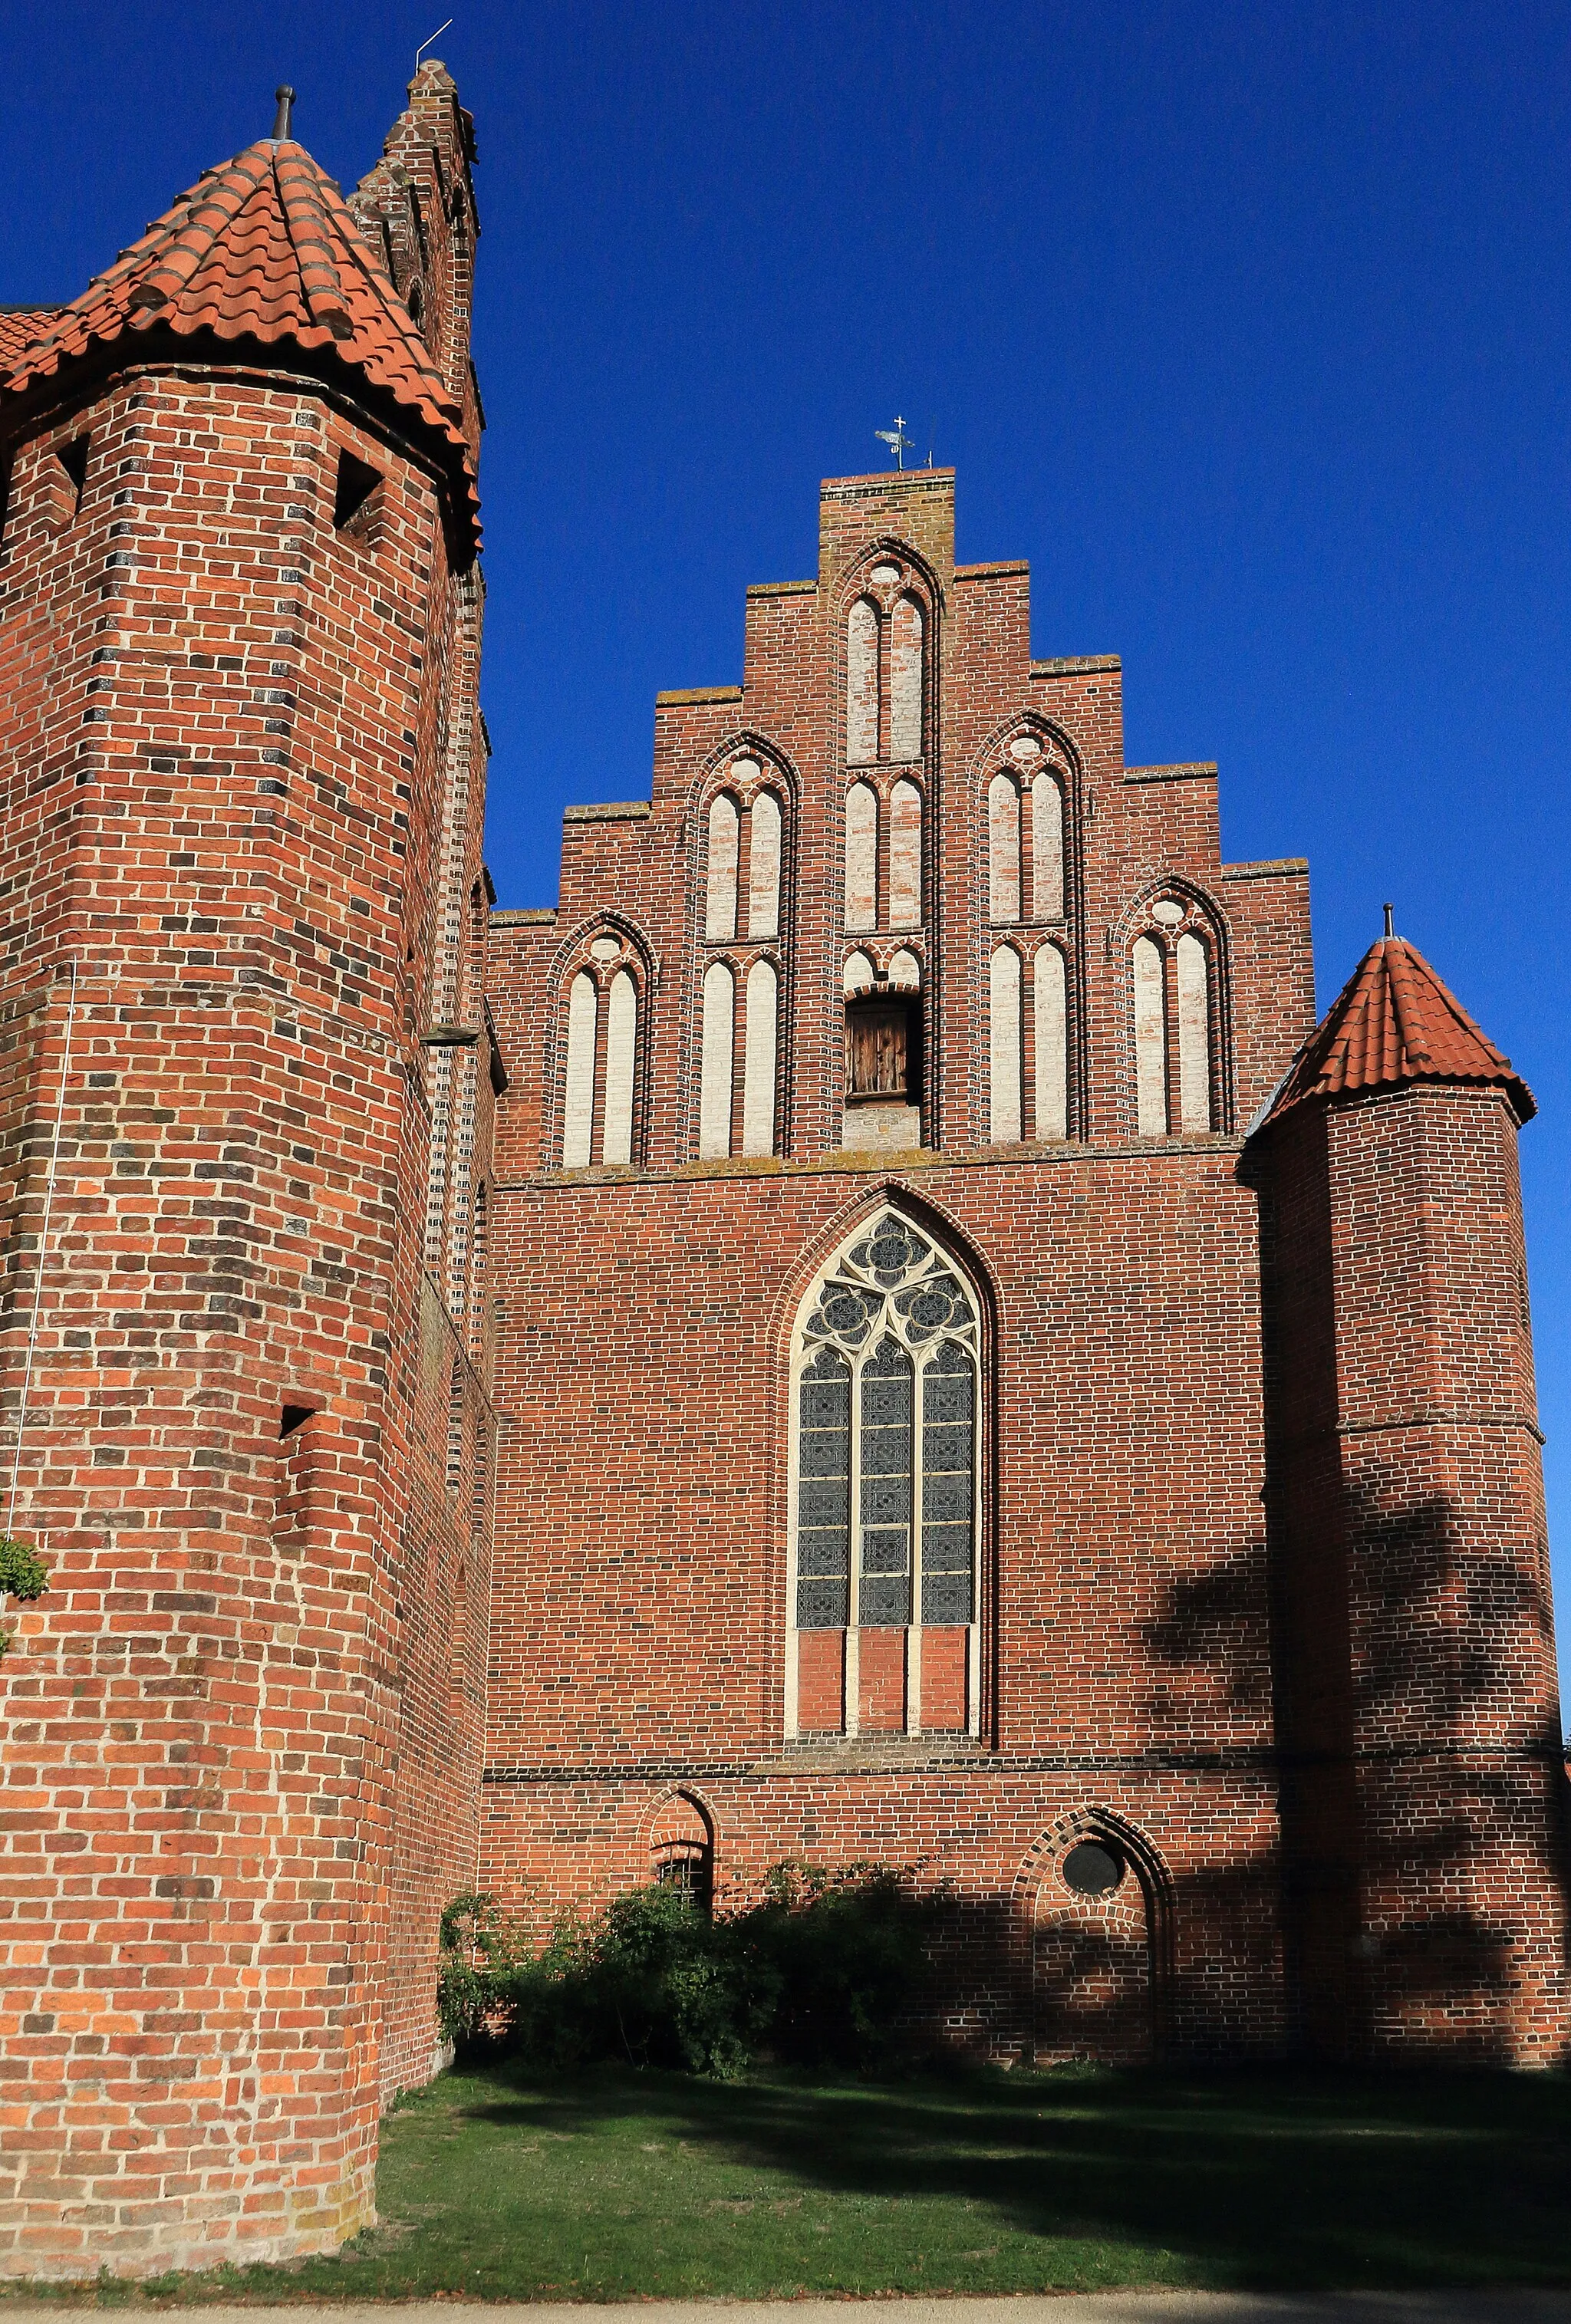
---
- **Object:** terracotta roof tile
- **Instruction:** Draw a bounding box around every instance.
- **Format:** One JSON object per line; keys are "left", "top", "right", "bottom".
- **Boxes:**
{"left": 0, "top": 309, "right": 61, "bottom": 364}
{"left": 1263, "top": 933, "right": 1533, "bottom": 1127}
{"left": 2, "top": 138, "right": 476, "bottom": 547}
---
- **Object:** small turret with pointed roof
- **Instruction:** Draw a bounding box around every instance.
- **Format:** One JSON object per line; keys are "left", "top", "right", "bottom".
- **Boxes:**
{"left": 1258, "top": 908, "right": 1563, "bottom": 2062}
{"left": 1262, "top": 912, "right": 1533, "bottom": 1130}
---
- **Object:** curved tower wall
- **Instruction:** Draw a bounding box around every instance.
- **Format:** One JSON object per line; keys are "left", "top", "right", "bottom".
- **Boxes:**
{"left": 1266, "top": 1078, "right": 1568, "bottom": 2059}
{"left": 0, "top": 80, "right": 497, "bottom": 2280}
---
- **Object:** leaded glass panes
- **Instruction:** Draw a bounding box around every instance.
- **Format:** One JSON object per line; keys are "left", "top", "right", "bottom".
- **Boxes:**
{"left": 921, "top": 1341, "right": 974, "bottom": 1624}
{"left": 796, "top": 1346, "right": 849, "bottom": 1628}
{"left": 792, "top": 1212, "right": 979, "bottom": 1648}
{"left": 859, "top": 1339, "right": 912, "bottom": 1625}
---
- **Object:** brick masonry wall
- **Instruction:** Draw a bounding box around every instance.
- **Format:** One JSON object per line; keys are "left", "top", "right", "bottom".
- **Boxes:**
{"left": 481, "top": 1144, "right": 1284, "bottom": 2056}
{"left": 1260, "top": 1083, "right": 1569, "bottom": 2062}
{"left": 0, "top": 71, "right": 496, "bottom": 2273}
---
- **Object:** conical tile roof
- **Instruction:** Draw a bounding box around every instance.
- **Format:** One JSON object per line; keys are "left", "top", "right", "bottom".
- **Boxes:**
{"left": 1, "top": 137, "right": 477, "bottom": 546}
{"left": 1263, "top": 933, "right": 1533, "bottom": 1127}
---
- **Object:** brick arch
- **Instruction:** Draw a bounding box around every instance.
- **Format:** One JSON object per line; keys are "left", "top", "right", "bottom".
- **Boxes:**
{"left": 1009, "top": 1807, "right": 1175, "bottom": 2063}
{"left": 766, "top": 1177, "right": 1004, "bottom": 1368}
{"left": 829, "top": 539, "right": 944, "bottom": 773}
{"left": 828, "top": 535, "right": 946, "bottom": 627}
{"left": 644, "top": 1786, "right": 720, "bottom": 1913}
{"left": 1116, "top": 874, "right": 1236, "bottom": 1136}
{"left": 542, "top": 913, "right": 658, "bottom": 1170}
{"left": 685, "top": 729, "right": 802, "bottom": 821}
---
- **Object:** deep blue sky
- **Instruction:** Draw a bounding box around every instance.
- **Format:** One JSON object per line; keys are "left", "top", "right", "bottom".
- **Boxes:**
{"left": 9, "top": 2, "right": 1571, "bottom": 1700}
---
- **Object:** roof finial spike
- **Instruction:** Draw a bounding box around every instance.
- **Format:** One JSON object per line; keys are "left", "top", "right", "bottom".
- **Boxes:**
{"left": 272, "top": 85, "right": 296, "bottom": 141}
{"left": 1383, "top": 902, "right": 1395, "bottom": 941}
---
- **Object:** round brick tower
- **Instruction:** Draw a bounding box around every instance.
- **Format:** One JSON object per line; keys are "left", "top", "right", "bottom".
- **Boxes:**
{"left": 1259, "top": 927, "right": 1569, "bottom": 2061}
{"left": 0, "top": 74, "right": 499, "bottom": 2276}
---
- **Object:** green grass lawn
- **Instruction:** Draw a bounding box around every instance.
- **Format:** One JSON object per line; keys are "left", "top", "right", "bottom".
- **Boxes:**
{"left": 15, "top": 2060, "right": 1571, "bottom": 2302}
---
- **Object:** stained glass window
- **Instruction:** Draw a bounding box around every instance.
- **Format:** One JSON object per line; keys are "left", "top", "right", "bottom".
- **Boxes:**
{"left": 792, "top": 1210, "right": 979, "bottom": 1641}
{"left": 796, "top": 1345, "right": 851, "bottom": 1628}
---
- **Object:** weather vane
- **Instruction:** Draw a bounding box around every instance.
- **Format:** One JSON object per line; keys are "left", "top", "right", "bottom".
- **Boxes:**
{"left": 875, "top": 416, "right": 913, "bottom": 471}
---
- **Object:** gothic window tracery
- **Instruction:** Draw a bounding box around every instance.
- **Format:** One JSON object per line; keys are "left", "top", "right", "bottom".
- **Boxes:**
{"left": 789, "top": 1211, "right": 981, "bottom": 1738}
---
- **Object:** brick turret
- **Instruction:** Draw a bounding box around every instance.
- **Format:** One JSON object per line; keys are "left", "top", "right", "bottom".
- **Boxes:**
{"left": 0, "top": 72, "right": 499, "bottom": 2277}
{"left": 1257, "top": 930, "right": 1569, "bottom": 2059}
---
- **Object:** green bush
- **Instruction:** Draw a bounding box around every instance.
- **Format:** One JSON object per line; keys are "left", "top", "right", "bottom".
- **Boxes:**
{"left": 0, "top": 1536, "right": 48, "bottom": 1601}
{"left": 436, "top": 1891, "right": 515, "bottom": 2060}
{"left": 0, "top": 1535, "right": 49, "bottom": 1661}
{"left": 742, "top": 1860, "right": 940, "bottom": 2070}
{"left": 446, "top": 1862, "right": 943, "bottom": 2080}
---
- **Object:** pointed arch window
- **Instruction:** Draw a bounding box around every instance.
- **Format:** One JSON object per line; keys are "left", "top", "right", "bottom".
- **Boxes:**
{"left": 742, "top": 958, "right": 779, "bottom": 1156}
{"left": 889, "top": 779, "right": 923, "bottom": 928}
{"left": 698, "top": 958, "right": 735, "bottom": 1158}
{"left": 747, "top": 791, "right": 782, "bottom": 938}
{"left": 1032, "top": 775, "right": 1065, "bottom": 920}
{"left": 845, "top": 782, "right": 878, "bottom": 933}
{"left": 989, "top": 774, "right": 1021, "bottom": 923}
{"left": 705, "top": 794, "right": 739, "bottom": 940}
{"left": 889, "top": 596, "right": 924, "bottom": 759}
{"left": 789, "top": 1211, "right": 981, "bottom": 1740}
{"left": 560, "top": 941, "right": 645, "bottom": 1169}
{"left": 1034, "top": 944, "right": 1069, "bottom": 1140}
{"left": 562, "top": 970, "right": 598, "bottom": 1168}
{"left": 989, "top": 945, "right": 1023, "bottom": 1143}
{"left": 847, "top": 597, "right": 880, "bottom": 765}
{"left": 1131, "top": 904, "right": 1220, "bottom": 1137}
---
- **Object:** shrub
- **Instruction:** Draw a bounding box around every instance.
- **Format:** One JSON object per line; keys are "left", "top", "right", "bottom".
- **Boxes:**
{"left": 742, "top": 1860, "right": 943, "bottom": 2070}
{"left": 448, "top": 1862, "right": 943, "bottom": 2080}
{"left": 0, "top": 1535, "right": 49, "bottom": 1662}
{"left": 436, "top": 1891, "right": 515, "bottom": 2060}
{"left": 0, "top": 1536, "right": 48, "bottom": 1601}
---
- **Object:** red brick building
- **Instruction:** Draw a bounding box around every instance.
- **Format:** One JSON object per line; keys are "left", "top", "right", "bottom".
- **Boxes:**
{"left": 1, "top": 71, "right": 1566, "bottom": 2282}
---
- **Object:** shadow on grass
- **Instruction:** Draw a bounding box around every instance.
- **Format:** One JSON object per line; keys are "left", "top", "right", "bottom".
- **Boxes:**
{"left": 450, "top": 2056, "right": 1571, "bottom": 2291}
{"left": 10, "top": 2060, "right": 1569, "bottom": 2301}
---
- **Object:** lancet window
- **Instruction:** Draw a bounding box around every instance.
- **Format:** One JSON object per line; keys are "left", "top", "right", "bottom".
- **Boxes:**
{"left": 842, "top": 781, "right": 924, "bottom": 933}
{"left": 988, "top": 746, "right": 1066, "bottom": 927}
{"left": 845, "top": 571, "right": 927, "bottom": 767}
{"left": 697, "top": 757, "right": 789, "bottom": 1160}
{"left": 789, "top": 1211, "right": 981, "bottom": 1739}
{"left": 560, "top": 932, "right": 644, "bottom": 1168}
{"left": 988, "top": 940, "right": 1069, "bottom": 1145}
{"left": 1131, "top": 898, "right": 1220, "bottom": 1136}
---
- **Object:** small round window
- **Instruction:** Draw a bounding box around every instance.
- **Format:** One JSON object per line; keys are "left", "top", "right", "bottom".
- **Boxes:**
{"left": 1062, "top": 1841, "right": 1124, "bottom": 1896}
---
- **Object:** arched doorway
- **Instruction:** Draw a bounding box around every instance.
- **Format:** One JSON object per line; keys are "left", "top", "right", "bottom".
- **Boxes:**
{"left": 1026, "top": 1814, "right": 1168, "bottom": 2064}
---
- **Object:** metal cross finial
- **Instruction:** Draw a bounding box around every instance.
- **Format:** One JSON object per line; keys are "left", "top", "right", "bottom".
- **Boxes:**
{"left": 1383, "top": 902, "right": 1395, "bottom": 940}
{"left": 272, "top": 85, "right": 297, "bottom": 140}
{"left": 874, "top": 416, "right": 913, "bottom": 472}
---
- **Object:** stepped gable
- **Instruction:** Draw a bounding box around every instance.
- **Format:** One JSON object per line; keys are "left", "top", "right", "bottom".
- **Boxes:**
{"left": 0, "top": 308, "right": 61, "bottom": 364}
{"left": 1263, "top": 930, "right": 1533, "bottom": 1126}
{"left": 0, "top": 130, "right": 478, "bottom": 548}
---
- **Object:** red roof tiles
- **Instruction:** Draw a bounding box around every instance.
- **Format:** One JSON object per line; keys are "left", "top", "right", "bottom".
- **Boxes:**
{"left": 1, "top": 137, "right": 476, "bottom": 545}
{"left": 0, "top": 309, "right": 61, "bottom": 365}
{"left": 1263, "top": 933, "right": 1533, "bottom": 1127}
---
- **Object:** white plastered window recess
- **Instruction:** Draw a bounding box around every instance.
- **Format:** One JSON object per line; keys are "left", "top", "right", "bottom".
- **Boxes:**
{"left": 1130, "top": 897, "right": 1220, "bottom": 1137}
{"left": 561, "top": 937, "right": 643, "bottom": 1169}
{"left": 697, "top": 759, "right": 789, "bottom": 1160}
